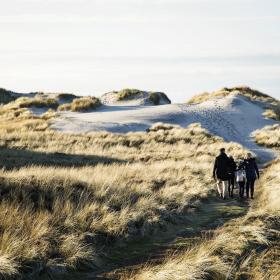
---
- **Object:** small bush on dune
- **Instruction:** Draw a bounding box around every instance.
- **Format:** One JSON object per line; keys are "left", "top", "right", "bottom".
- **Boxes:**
{"left": 0, "top": 88, "right": 16, "bottom": 104}
{"left": 117, "top": 89, "right": 144, "bottom": 100}
{"left": 16, "top": 96, "right": 59, "bottom": 109}
{"left": 149, "top": 92, "right": 171, "bottom": 105}
{"left": 253, "top": 124, "right": 280, "bottom": 148}
{"left": 186, "top": 86, "right": 278, "bottom": 106}
{"left": 58, "top": 96, "right": 101, "bottom": 112}
{"left": 263, "top": 105, "right": 280, "bottom": 121}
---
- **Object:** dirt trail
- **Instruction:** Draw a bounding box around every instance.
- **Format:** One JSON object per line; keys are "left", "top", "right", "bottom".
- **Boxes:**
{"left": 67, "top": 194, "right": 249, "bottom": 280}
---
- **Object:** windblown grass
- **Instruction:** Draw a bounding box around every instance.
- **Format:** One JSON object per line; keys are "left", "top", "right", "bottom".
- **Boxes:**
{"left": 187, "top": 86, "right": 279, "bottom": 106}
{"left": 253, "top": 124, "right": 280, "bottom": 149}
{"left": 128, "top": 158, "right": 280, "bottom": 280}
{"left": 117, "top": 89, "right": 144, "bottom": 100}
{"left": 263, "top": 106, "right": 280, "bottom": 121}
{"left": 116, "top": 89, "right": 171, "bottom": 105}
{"left": 15, "top": 96, "right": 59, "bottom": 109}
{"left": 58, "top": 96, "right": 101, "bottom": 112}
{"left": 0, "top": 109, "right": 248, "bottom": 277}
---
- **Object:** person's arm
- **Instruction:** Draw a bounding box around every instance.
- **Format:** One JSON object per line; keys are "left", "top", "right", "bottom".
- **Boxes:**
{"left": 213, "top": 158, "right": 217, "bottom": 179}
{"left": 254, "top": 161, "right": 260, "bottom": 179}
{"left": 233, "top": 162, "right": 237, "bottom": 171}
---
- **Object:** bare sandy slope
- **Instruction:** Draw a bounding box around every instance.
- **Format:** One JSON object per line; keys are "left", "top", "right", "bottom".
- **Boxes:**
{"left": 51, "top": 93, "right": 277, "bottom": 161}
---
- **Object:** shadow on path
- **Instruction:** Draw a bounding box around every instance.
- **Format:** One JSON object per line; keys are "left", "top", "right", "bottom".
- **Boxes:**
{"left": 0, "top": 146, "right": 126, "bottom": 170}
{"left": 64, "top": 194, "right": 249, "bottom": 280}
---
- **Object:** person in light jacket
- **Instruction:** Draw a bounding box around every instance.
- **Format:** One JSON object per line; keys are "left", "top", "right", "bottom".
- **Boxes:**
{"left": 235, "top": 161, "right": 246, "bottom": 198}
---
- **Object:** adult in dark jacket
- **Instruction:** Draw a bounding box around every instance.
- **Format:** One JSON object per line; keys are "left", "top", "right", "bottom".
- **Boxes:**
{"left": 228, "top": 156, "right": 237, "bottom": 197}
{"left": 244, "top": 153, "right": 259, "bottom": 199}
{"left": 213, "top": 148, "right": 230, "bottom": 199}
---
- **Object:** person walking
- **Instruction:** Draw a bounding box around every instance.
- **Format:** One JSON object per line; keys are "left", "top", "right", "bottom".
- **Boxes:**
{"left": 235, "top": 161, "right": 246, "bottom": 198}
{"left": 228, "top": 156, "right": 237, "bottom": 197}
{"left": 213, "top": 148, "right": 230, "bottom": 199}
{"left": 244, "top": 153, "right": 259, "bottom": 199}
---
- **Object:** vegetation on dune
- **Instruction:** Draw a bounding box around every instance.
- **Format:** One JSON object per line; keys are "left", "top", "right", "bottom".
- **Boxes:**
{"left": 116, "top": 89, "right": 171, "bottom": 105}
{"left": 16, "top": 96, "right": 59, "bottom": 109}
{"left": 253, "top": 124, "right": 280, "bottom": 149}
{"left": 149, "top": 92, "right": 171, "bottom": 105}
{"left": 0, "top": 108, "right": 249, "bottom": 278}
{"left": 263, "top": 106, "right": 280, "bottom": 121}
{"left": 56, "top": 93, "right": 77, "bottom": 103}
{"left": 187, "top": 86, "right": 280, "bottom": 121}
{"left": 0, "top": 88, "right": 17, "bottom": 104}
{"left": 58, "top": 96, "right": 101, "bottom": 112}
{"left": 129, "top": 158, "right": 280, "bottom": 280}
{"left": 117, "top": 89, "right": 145, "bottom": 101}
{"left": 187, "top": 86, "right": 278, "bottom": 104}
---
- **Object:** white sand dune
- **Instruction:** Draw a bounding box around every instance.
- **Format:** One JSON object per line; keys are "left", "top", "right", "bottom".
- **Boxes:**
{"left": 52, "top": 93, "right": 277, "bottom": 161}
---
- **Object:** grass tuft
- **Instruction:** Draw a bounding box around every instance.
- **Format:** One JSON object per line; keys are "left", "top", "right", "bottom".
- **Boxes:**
{"left": 58, "top": 96, "right": 101, "bottom": 112}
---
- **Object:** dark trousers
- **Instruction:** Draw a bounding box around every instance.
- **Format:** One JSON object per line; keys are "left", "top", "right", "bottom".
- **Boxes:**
{"left": 237, "top": 181, "right": 245, "bottom": 198}
{"left": 228, "top": 176, "right": 235, "bottom": 196}
{"left": 246, "top": 179, "right": 255, "bottom": 198}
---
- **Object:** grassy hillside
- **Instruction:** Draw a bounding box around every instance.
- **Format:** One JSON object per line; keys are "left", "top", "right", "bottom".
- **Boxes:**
{"left": 125, "top": 122, "right": 280, "bottom": 280}
{"left": 128, "top": 158, "right": 280, "bottom": 280}
{"left": 0, "top": 104, "right": 248, "bottom": 278}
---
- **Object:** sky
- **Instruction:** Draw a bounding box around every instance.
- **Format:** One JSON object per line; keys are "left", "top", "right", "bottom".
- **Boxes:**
{"left": 0, "top": 0, "right": 279, "bottom": 102}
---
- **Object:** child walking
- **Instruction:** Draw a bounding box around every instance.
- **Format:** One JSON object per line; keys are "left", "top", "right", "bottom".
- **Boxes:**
{"left": 235, "top": 162, "right": 246, "bottom": 198}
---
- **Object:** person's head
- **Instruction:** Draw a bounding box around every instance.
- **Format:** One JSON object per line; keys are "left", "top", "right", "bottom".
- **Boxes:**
{"left": 220, "top": 148, "right": 225, "bottom": 154}
{"left": 246, "top": 152, "right": 252, "bottom": 159}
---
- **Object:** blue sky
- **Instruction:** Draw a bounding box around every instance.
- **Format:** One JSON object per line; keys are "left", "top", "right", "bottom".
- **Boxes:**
{"left": 1, "top": 0, "right": 279, "bottom": 101}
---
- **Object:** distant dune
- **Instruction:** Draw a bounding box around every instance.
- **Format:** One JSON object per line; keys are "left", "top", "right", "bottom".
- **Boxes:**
{"left": 52, "top": 88, "right": 278, "bottom": 161}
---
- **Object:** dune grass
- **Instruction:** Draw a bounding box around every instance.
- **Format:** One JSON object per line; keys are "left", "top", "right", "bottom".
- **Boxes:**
{"left": 263, "top": 106, "right": 280, "bottom": 121}
{"left": 187, "top": 86, "right": 279, "bottom": 105}
{"left": 58, "top": 96, "right": 101, "bottom": 112}
{"left": 117, "top": 89, "right": 144, "bottom": 101}
{"left": 253, "top": 124, "right": 280, "bottom": 149}
{"left": 128, "top": 158, "right": 280, "bottom": 280}
{"left": 15, "top": 96, "right": 59, "bottom": 109}
{"left": 0, "top": 106, "right": 249, "bottom": 278}
{"left": 116, "top": 89, "right": 171, "bottom": 105}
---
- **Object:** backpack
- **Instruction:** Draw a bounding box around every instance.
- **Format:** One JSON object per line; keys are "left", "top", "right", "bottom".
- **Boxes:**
{"left": 236, "top": 169, "right": 246, "bottom": 182}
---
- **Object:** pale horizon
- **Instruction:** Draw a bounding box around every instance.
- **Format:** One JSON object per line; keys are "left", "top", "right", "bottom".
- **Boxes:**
{"left": 1, "top": 0, "right": 280, "bottom": 102}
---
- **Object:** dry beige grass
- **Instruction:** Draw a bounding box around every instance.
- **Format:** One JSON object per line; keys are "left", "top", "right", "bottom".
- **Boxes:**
{"left": 253, "top": 124, "right": 280, "bottom": 149}
{"left": 263, "top": 106, "right": 280, "bottom": 121}
{"left": 117, "top": 89, "right": 144, "bottom": 100}
{"left": 15, "top": 96, "right": 59, "bottom": 109}
{"left": 129, "top": 158, "right": 280, "bottom": 280}
{"left": 58, "top": 96, "right": 101, "bottom": 112}
{"left": 0, "top": 108, "right": 249, "bottom": 277}
{"left": 187, "top": 86, "right": 279, "bottom": 106}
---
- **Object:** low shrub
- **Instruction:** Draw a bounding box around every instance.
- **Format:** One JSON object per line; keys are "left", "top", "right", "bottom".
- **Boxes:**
{"left": 149, "top": 92, "right": 171, "bottom": 105}
{"left": 16, "top": 97, "right": 59, "bottom": 109}
{"left": 117, "top": 89, "right": 144, "bottom": 100}
{"left": 58, "top": 97, "right": 101, "bottom": 112}
{"left": 0, "top": 88, "right": 16, "bottom": 104}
